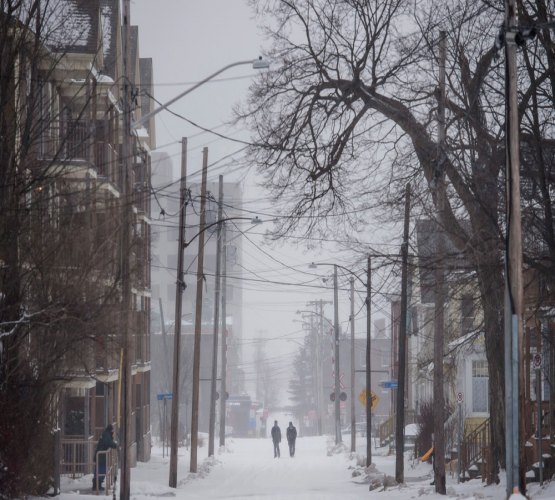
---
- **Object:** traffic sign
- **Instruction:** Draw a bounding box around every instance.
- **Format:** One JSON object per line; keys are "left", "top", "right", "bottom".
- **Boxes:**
{"left": 157, "top": 392, "right": 173, "bottom": 401}
{"left": 380, "top": 380, "right": 398, "bottom": 389}
{"left": 331, "top": 391, "right": 348, "bottom": 401}
{"left": 358, "top": 389, "right": 379, "bottom": 410}
{"left": 533, "top": 353, "right": 542, "bottom": 369}
{"left": 457, "top": 392, "right": 463, "bottom": 403}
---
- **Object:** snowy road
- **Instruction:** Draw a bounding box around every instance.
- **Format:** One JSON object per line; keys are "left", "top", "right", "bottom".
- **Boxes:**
{"left": 58, "top": 435, "right": 367, "bottom": 499}
{"left": 143, "top": 436, "right": 366, "bottom": 500}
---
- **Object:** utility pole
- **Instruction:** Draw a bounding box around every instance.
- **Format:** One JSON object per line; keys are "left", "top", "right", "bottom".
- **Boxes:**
{"left": 159, "top": 298, "right": 171, "bottom": 395}
{"left": 395, "top": 182, "right": 411, "bottom": 484}
{"left": 169, "top": 138, "right": 188, "bottom": 488}
{"left": 317, "top": 300, "right": 325, "bottom": 435}
{"left": 120, "top": 1, "right": 132, "bottom": 497}
{"left": 366, "top": 255, "right": 372, "bottom": 467}
{"left": 208, "top": 176, "right": 224, "bottom": 456}
{"left": 307, "top": 299, "right": 331, "bottom": 435}
{"left": 504, "top": 0, "right": 525, "bottom": 494}
{"left": 314, "top": 315, "right": 321, "bottom": 436}
{"left": 333, "top": 264, "right": 341, "bottom": 445}
{"left": 218, "top": 224, "right": 228, "bottom": 448}
{"left": 350, "top": 277, "right": 356, "bottom": 453}
{"left": 190, "top": 147, "right": 209, "bottom": 473}
{"left": 433, "top": 31, "right": 447, "bottom": 495}
{"left": 308, "top": 311, "right": 316, "bottom": 437}
{"left": 313, "top": 302, "right": 322, "bottom": 436}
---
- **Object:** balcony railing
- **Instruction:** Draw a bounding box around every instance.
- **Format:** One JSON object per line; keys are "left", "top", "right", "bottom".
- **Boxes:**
{"left": 59, "top": 120, "right": 90, "bottom": 161}
{"left": 61, "top": 435, "right": 94, "bottom": 478}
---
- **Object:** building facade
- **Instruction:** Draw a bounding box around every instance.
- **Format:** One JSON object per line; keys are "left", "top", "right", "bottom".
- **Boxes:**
{"left": 0, "top": 2, "right": 154, "bottom": 491}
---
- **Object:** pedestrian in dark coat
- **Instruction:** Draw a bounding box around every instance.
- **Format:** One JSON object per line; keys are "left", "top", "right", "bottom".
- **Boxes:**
{"left": 92, "top": 424, "right": 117, "bottom": 490}
{"left": 286, "top": 421, "right": 297, "bottom": 457}
{"left": 271, "top": 420, "right": 281, "bottom": 458}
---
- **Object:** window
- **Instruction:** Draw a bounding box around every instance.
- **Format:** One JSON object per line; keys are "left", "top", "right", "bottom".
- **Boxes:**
{"left": 461, "top": 295, "right": 474, "bottom": 334}
{"left": 472, "top": 360, "right": 489, "bottom": 413}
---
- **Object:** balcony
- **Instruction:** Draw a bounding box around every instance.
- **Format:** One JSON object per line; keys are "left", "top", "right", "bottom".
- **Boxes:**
{"left": 59, "top": 120, "right": 90, "bottom": 161}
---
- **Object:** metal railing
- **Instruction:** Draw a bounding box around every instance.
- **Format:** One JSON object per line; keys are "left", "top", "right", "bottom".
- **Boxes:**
{"left": 61, "top": 436, "right": 94, "bottom": 478}
{"left": 59, "top": 120, "right": 90, "bottom": 160}
{"left": 93, "top": 449, "right": 117, "bottom": 495}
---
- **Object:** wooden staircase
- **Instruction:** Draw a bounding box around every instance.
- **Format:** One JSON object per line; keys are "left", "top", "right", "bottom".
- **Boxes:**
{"left": 460, "top": 418, "right": 492, "bottom": 482}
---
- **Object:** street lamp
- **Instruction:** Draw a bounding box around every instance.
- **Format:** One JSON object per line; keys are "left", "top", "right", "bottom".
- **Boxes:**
{"left": 132, "top": 58, "right": 270, "bottom": 130}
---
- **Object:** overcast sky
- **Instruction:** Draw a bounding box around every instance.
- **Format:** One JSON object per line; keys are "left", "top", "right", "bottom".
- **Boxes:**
{"left": 131, "top": 1, "right": 385, "bottom": 400}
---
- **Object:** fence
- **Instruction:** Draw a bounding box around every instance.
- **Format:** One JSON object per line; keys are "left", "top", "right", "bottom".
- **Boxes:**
{"left": 61, "top": 436, "right": 94, "bottom": 478}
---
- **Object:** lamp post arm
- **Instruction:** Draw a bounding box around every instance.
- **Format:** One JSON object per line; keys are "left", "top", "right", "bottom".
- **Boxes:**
{"left": 132, "top": 59, "right": 255, "bottom": 129}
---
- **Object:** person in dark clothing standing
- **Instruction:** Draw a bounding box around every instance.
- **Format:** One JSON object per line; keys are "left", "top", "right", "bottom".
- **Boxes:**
{"left": 286, "top": 421, "right": 297, "bottom": 457}
{"left": 271, "top": 420, "right": 281, "bottom": 458}
{"left": 92, "top": 424, "right": 117, "bottom": 490}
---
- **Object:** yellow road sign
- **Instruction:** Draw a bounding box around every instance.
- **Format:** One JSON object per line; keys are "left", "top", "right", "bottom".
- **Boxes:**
{"left": 358, "top": 389, "right": 379, "bottom": 410}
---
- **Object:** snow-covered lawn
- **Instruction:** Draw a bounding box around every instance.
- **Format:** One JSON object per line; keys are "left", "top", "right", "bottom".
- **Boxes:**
{"left": 54, "top": 435, "right": 555, "bottom": 499}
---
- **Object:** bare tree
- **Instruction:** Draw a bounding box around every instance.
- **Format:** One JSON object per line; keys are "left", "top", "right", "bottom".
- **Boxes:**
{"left": 239, "top": 0, "right": 555, "bottom": 480}
{"left": 0, "top": 1, "right": 129, "bottom": 495}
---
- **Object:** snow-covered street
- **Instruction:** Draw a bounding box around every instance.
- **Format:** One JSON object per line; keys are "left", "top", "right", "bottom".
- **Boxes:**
{"left": 55, "top": 434, "right": 555, "bottom": 499}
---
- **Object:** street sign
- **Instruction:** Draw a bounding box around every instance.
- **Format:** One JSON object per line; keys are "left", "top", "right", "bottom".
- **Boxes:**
{"left": 358, "top": 389, "right": 379, "bottom": 410}
{"left": 157, "top": 392, "right": 173, "bottom": 401}
{"left": 533, "top": 353, "right": 542, "bottom": 369}
{"left": 380, "top": 380, "right": 398, "bottom": 389}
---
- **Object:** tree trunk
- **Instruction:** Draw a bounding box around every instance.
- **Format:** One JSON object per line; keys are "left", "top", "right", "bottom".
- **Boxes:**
{"left": 476, "top": 247, "right": 505, "bottom": 473}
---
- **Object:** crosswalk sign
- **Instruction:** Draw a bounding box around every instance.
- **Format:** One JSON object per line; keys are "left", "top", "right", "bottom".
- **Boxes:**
{"left": 358, "top": 389, "right": 379, "bottom": 410}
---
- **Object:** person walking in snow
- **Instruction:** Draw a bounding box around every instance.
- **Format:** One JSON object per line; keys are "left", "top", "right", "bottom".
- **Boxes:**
{"left": 92, "top": 424, "right": 117, "bottom": 490}
{"left": 286, "top": 421, "right": 297, "bottom": 457}
{"left": 271, "top": 420, "right": 281, "bottom": 458}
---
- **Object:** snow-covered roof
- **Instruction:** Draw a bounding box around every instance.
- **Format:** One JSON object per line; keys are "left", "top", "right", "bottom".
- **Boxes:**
{"left": 43, "top": 1, "right": 99, "bottom": 54}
